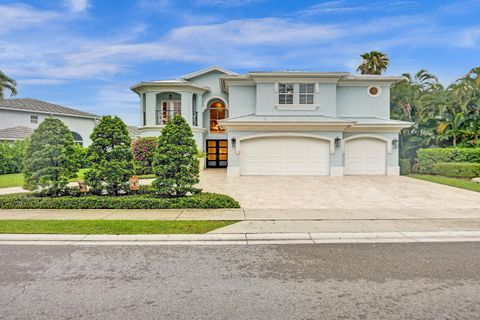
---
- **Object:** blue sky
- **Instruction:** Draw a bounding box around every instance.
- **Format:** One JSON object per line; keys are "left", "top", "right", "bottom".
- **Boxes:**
{"left": 1, "top": 0, "right": 479, "bottom": 125}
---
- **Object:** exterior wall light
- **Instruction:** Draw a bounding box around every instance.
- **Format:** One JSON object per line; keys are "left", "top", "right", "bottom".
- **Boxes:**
{"left": 334, "top": 137, "right": 341, "bottom": 148}
{"left": 231, "top": 137, "right": 236, "bottom": 148}
{"left": 392, "top": 139, "right": 399, "bottom": 149}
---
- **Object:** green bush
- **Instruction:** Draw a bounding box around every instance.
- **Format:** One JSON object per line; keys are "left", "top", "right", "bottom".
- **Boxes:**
{"left": 132, "top": 137, "right": 157, "bottom": 175}
{"left": 417, "top": 148, "right": 480, "bottom": 174}
{"left": 0, "top": 192, "right": 240, "bottom": 209}
{"left": 85, "top": 116, "right": 135, "bottom": 195}
{"left": 23, "top": 118, "right": 78, "bottom": 196}
{"left": 72, "top": 144, "right": 91, "bottom": 169}
{"left": 433, "top": 162, "right": 480, "bottom": 178}
{"left": 152, "top": 115, "right": 200, "bottom": 197}
{"left": 0, "top": 140, "right": 27, "bottom": 174}
{"left": 399, "top": 158, "right": 411, "bottom": 175}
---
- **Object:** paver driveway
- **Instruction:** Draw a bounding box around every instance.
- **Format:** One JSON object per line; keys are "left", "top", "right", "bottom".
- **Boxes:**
{"left": 197, "top": 170, "right": 480, "bottom": 212}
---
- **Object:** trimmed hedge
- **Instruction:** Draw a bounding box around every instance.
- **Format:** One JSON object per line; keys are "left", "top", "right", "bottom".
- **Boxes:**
{"left": 0, "top": 192, "right": 240, "bottom": 209}
{"left": 433, "top": 162, "right": 480, "bottom": 178}
{"left": 399, "top": 158, "right": 411, "bottom": 175}
{"left": 417, "top": 148, "right": 480, "bottom": 174}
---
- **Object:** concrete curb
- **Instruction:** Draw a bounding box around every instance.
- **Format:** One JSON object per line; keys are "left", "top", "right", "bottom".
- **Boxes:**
{"left": 2, "top": 231, "right": 480, "bottom": 245}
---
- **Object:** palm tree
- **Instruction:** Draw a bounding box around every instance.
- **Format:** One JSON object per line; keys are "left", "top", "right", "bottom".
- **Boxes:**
{"left": 356, "top": 51, "right": 389, "bottom": 75}
{"left": 0, "top": 71, "right": 17, "bottom": 99}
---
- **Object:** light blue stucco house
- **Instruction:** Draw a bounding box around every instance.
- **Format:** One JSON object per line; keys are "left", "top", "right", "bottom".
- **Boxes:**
{"left": 131, "top": 66, "right": 411, "bottom": 176}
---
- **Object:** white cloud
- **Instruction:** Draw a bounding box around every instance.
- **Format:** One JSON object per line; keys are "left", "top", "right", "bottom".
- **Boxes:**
{"left": 18, "top": 79, "right": 68, "bottom": 85}
{"left": 0, "top": 3, "right": 58, "bottom": 34}
{"left": 65, "top": 0, "right": 90, "bottom": 12}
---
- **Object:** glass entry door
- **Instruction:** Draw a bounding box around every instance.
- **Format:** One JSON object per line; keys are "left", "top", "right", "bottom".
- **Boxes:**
{"left": 206, "top": 140, "right": 228, "bottom": 168}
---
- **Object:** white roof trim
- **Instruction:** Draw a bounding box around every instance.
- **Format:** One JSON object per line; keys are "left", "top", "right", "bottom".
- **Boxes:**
{"left": 182, "top": 66, "right": 238, "bottom": 80}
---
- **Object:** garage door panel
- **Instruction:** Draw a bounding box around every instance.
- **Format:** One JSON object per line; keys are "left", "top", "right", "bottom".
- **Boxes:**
{"left": 240, "top": 137, "right": 330, "bottom": 176}
{"left": 345, "top": 138, "right": 386, "bottom": 175}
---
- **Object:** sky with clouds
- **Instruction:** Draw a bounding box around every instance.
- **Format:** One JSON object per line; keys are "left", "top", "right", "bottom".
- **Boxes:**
{"left": 1, "top": 0, "right": 479, "bottom": 124}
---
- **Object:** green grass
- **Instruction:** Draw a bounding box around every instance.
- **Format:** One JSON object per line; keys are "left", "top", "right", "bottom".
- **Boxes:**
{"left": 409, "top": 174, "right": 480, "bottom": 192}
{"left": 0, "top": 169, "right": 151, "bottom": 189}
{"left": 0, "top": 173, "right": 24, "bottom": 188}
{"left": 0, "top": 220, "right": 237, "bottom": 234}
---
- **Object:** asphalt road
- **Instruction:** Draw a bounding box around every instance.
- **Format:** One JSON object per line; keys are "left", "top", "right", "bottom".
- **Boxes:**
{"left": 1, "top": 243, "right": 480, "bottom": 320}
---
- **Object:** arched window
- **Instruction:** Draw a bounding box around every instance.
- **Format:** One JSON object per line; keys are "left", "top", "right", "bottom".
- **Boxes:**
{"left": 209, "top": 100, "right": 227, "bottom": 133}
{"left": 192, "top": 94, "right": 198, "bottom": 126}
{"left": 71, "top": 131, "right": 83, "bottom": 146}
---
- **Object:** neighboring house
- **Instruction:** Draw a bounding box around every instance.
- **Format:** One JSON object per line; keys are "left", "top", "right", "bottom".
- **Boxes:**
{"left": 0, "top": 98, "right": 99, "bottom": 146}
{"left": 131, "top": 66, "right": 412, "bottom": 176}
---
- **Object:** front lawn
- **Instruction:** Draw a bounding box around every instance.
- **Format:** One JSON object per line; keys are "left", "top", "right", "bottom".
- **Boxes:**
{"left": 0, "top": 220, "right": 237, "bottom": 234}
{"left": 0, "top": 173, "right": 24, "bottom": 188}
{"left": 0, "top": 169, "right": 153, "bottom": 189}
{"left": 409, "top": 175, "right": 480, "bottom": 193}
{"left": 0, "top": 192, "right": 240, "bottom": 209}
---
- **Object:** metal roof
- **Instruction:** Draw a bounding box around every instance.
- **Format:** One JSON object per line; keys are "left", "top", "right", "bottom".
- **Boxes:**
{"left": 0, "top": 126, "right": 34, "bottom": 140}
{"left": 0, "top": 98, "right": 99, "bottom": 118}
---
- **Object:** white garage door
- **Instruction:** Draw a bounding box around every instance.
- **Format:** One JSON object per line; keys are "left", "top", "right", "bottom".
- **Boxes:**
{"left": 240, "top": 137, "right": 330, "bottom": 176}
{"left": 345, "top": 138, "right": 386, "bottom": 175}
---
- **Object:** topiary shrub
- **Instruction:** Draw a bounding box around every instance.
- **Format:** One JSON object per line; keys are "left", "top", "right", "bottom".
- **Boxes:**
{"left": 433, "top": 162, "right": 480, "bottom": 178}
{"left": 85, "top": 116, "right": 135, "bottom": 196}
{"left": 152, "top": 115, "right": 200, "bottom": 197}
{"left": 132, "top": 137, "right": 157, "bottom": 174}
{"left": 399, "top": 158, "right": 411, "bottom": 175}
{"left": 23, "top": 118, "right": 78, "bottom": 196}
{"left": 0, "top": 140, "right": 27, "bottom": 174}
{"left": 417, "top": 148, "right": 480, "bottom": 174}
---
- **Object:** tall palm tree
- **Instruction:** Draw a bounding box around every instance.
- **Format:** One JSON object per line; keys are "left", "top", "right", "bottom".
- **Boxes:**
{"left": 356, "top": 51, "right": 389, "bottom": 75}
{"left": 0, "top": 71, "right": 17, "bottom": 99}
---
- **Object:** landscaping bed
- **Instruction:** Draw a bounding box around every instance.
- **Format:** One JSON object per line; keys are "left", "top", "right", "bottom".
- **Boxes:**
{"left": 0, "top": 220, "right": 237, "bottom": 234}
{"left": 409, "top": 175, "right": 480, "bottom": 193}
{"left": 0, "top": 192, "right": 240, "bottom": 209}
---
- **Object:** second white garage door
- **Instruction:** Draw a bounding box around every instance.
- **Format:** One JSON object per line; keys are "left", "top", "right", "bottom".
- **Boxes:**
{"left": 240, "top": 137, "right": 330, "bottom": 176}
{"left": 345, "top": 138, "right": 386, "bottom": 175}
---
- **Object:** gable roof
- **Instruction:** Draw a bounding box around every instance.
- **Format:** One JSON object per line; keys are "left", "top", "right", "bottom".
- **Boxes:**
{"left": 0, "top": 126, "right": 34, "bottom": 140}
{"left": 181, "top": 66, "right": 238, "bottom": 80}
{"left": 0, "top": 98, "right": 99, "bottom": 119}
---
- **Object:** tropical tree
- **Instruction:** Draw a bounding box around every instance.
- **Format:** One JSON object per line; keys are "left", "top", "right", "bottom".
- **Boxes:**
{"left": 391, "top": 66, "right": 480, "bottom": 160}
{"left": 357, "top": 51, "right": 389, "bottom": 75}
{"left": 0, "top": 71, "right": 17, "bottom": 99}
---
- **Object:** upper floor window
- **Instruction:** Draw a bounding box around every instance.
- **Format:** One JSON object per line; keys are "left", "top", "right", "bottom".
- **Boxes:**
{"left": 209, "top": 100, "right": 226, "bottom": 133}
{"left": 30, "top": 115, "right": 38, "bottom": 124}
{"left": 278, "top": 83, "right": 294, "bottom": 104}
{"left": 192, "top": 94, "right": 198, "bottom": 126}
{"left": 299, "top": 83, "right": 314, "bottom": 104}
{"left": 156, "top": 92, "right": 181, "bottom": 124}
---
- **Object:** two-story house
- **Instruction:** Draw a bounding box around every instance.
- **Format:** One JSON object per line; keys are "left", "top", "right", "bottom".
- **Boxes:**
{"left": 131, "top": 66, "right": 411, "bottom": 177}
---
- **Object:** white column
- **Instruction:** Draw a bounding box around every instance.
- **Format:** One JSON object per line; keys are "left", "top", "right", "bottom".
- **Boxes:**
{"left": 145, "top": 92, "right": 156, "bottom": 126}
{"left": 180, "top": 92, "right": 193, "bottom": 126}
